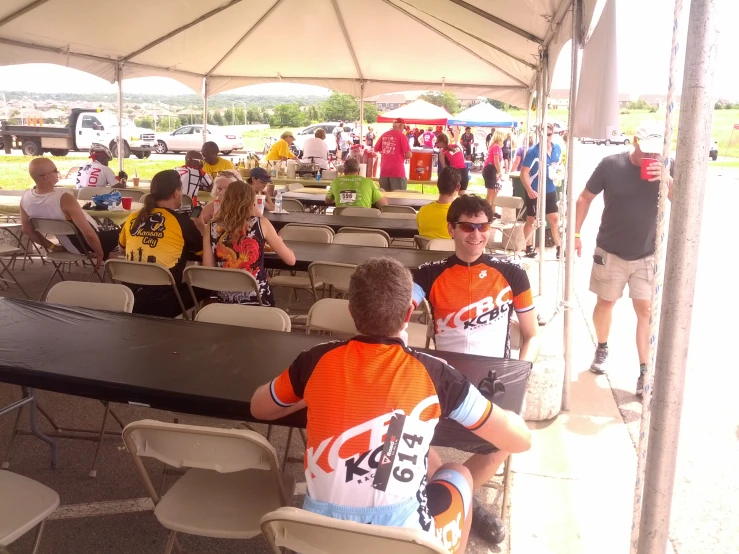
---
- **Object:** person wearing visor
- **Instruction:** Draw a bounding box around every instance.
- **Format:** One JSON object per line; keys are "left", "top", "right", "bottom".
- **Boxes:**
{"left": 411, "top": 194, "right": 540, "bottom": 546}
{"left": 520, "top": 122, "right": 562, "bottom": 259}
{"left": 75, "top": 143, "right": 120, "bottom": 189}
{"left": 247, "top": 167, "right": 276, "bottom": 212}
{"left": 265, "top": 131, "right": 298, "bottom": 162}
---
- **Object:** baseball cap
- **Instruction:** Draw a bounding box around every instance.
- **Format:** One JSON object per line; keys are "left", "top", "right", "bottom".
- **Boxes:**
{"left": 393, "top": 118, "right": 405, "bottom": 124}
{"left": 634, "top": 123, "right": 663, "bottom": 154}
{"left": 281, "top": 131, "right": 294, "bottom": 139}
{"left": 249, "top": 167, "right": 272, "bottom": 183}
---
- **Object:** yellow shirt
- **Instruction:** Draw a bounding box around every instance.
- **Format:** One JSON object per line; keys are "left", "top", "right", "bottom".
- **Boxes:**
{"left": 202, "top": 157, "right": 235, "bottom": 179}
{"left": 416, "top": 201, "right": 452, "bottom": 239}
{"left": 265, "top": 139, "right": 297, "bottom": 161}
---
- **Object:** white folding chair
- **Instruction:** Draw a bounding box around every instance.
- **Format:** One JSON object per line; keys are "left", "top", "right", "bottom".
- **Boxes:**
{"left": 260, "top": 507, "right": 448, "bottom": 554}
{"left": 123, "top": 420, "right": 295, "bottom": 554}
{"left": 305, "top": 298, "right": 357, "bottom": 336}
{"left": 195, "top": 304, "right": 291, "bottom": 332}
{"left": 378, "top": 212, "right": 416, "bottom": 220}
{"left": 332, "top": 233, "right": 388, "bottom": 247}
{"left": 281, "top": 198, "right": 305, "bottom": 212}
{"left": 380, "top": 205, "right": 417, "bottom": 214}
{"left": 0, "top": 472, "right": 59, "bottom": 554}
{"left": 337, "top": 227, "right": 391, "bottom": 244}
{"left": 183, "top": 265, "right": 262, "bottom": 314}
{"left": 308, "top": 262, "right": 356, "bottom": 300}
{"left": 0, "top": 245, "right": 29, "bottom": 298}
{"left": 105, "top": 259, "right": 189, "bottom": 319}
{"left": 340, "top": 207, "right": 381, "bottom": 217}
{"left": 119, "top": 188, "right": 147, "bottom": 201}
{"left": 65, "top": 166, "right": 80, "bottom": 178}
{"left": 31, "top": 217, "right": 105, "bottom": 301}
{"left": 488, "top": 196, "right": 527, "bottom": 254}
{"left": 180, "top": 194, "right": 193, "bottom": 210}
{"left": 46, "top": 281, "right": 134, "bottom": 312}
{"left": 77, "top": 186, "right": 115, "bottom": 201}
{"left": 285, "top": 182, "right": 303, "bottom": 192}
{"left": 426, "top": 238, "right": 456, "bottom": 251}
{"left": 414, "top": 235, "right": 433, "bottom": 250}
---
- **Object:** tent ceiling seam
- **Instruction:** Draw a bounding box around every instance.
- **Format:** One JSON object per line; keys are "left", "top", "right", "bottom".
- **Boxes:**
{"left": 205, "top": 0, "right": 285, "bottom": 76}
{"left": 0, "top": 0, "right": 52, "bottom": 29}
{"left": 330, "top": 0, "right": 364, "bottom": 81}
{"left": 382, "top": 0, "right": 528, "bottom": 88}
{"left": 121, "top": 0, "right": 244, "bottom": 63}
{"left": 395, "top": 0, "right": 537, "bottom": 70}
{"left": 446, "top": 0, "right": 543, "bottom": 44}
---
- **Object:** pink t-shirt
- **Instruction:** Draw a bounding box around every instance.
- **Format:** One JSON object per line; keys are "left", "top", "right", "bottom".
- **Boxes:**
{"left": 485, "top": 144, "right": 503, "bottom": 167}
{"left": 375, "top": 130, "right": 411, "bottom": 178}
{"left": 422, "top": 131, "right": 436, "bottom": 148}
{"left": 443, "top": 146, "right": 466, "bottom": 169}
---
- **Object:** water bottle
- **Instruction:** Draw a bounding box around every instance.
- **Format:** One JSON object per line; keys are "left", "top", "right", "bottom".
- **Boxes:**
{"left": 275, "top": 190, "right": 283, "bottom": 213}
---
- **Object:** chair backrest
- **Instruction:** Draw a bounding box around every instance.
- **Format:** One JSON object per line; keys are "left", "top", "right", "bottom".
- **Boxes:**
{"left": 260, "top": 507, "right": 448, "bottom": 554}
{"left": 378, "top": 212, "right": 416, "bottom": 220}
{"left": 30, "top": 217, "right": 79, "bottom": 237}
{"left": 279, "top": 225, "right": 333, "bottom": 243}
{"left": 183, "top": 266, "right": 261, "bottom": 305}
{"left": 414, "top": 235, "right": 432, "bottom": 250}
{"left": 306, "top": 298, "right": 357, "bottom": 335}
{"left": 66, "top": 166, "right": 80, "bottom": 178}
{"left": 195, "top": 304, "right": 291, "bottom": 332}
{"left": 123, "top": 420, "right": 288, "bottom": 505}
{"left": 337, "top": 227, "right": 391, "bottom": 244}
{"left": 285, "top": 182, "right": 303, "bottom": 192}
{"left": 105, "top": 259, "right": 175, "bottom": 286}
{"left": 181, "top": 194, "right": 193, "bottom": 210}
{"left": 332, "top": 233, "right": 388, "bottom": 248}
{"left": 380, "top": 205, "right": 417, "bottom": 214}
{"left": 77, "top": 186, "right": 115, "bottom": 201}
{"left": 493, "top": 195, "right": 525, "bottom": 210}
{"left": 281, "top": 198, "right": 304, "bottom": 212}
{"left": 341, "top": 207, "right": 381, "bottom": 217}
{"left": 119, "top": 189, "right": 146, "bottom": 201}
{"left": 139, "top": 193, "right": 149, "bottom": 205}
{"left": 332, "top": 206, "right": 346, "bottom": 216}
{"left": 308, "top": 262, "right": 357, "bottom": 296}
{"left": 426, "top": 238, "right": 456, "bottom": 251}
{"left": 46, "top": 281, "right": 134, "bottom": 312}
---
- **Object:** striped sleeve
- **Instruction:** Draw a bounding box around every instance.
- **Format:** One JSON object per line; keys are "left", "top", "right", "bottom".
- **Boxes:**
{"left": 270, "top": 370, "right": 301, "bottom": 407}
{"left": 448, "top": 385, "right": 493, "bottom": 431}
{"left": 499, "top": 261, "right": 534, "bottom": 313}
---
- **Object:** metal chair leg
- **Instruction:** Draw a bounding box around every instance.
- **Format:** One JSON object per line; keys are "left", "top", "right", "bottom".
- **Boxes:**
{"left": 266, "top": 424, "right": 273, "bottom": 441}
{"left": 281, "top": 427, "right": 294, "bottom": 472}
{"left": 0, "top": 255, "right": 30, "bottom": 298}
{"left": 30, "top": 519, "right": 48, "bottom": 554}
{"left": 1, "top": 403, "right": 24, "bottom": 469}
{"left": 501, "top": 455, "right": 513, "bottom": 522}
{"left": 89, "top": 402, "right": 112, "bottom": 477}
{"left": 163, "top": 530, "right": 177, "bottom": 554}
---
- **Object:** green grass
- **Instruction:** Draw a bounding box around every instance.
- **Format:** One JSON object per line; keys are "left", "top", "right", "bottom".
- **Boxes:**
{"left": 0, "top": 156, "right": 183, "bottom": 189}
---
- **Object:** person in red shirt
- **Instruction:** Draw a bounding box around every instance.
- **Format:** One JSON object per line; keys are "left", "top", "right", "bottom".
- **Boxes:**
{"left": 375, "top": 118, "right": 412, "bottom": 191}
{"left": 436, "top": 133, "right": 469, "bottom": 193}
{"left": 483, "top": 131, "right": 504, "bottom": 213}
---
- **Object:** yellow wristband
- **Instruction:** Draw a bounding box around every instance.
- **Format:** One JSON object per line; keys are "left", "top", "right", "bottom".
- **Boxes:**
{"left": 574, "top": 233, "right": 581, "bottom": 238}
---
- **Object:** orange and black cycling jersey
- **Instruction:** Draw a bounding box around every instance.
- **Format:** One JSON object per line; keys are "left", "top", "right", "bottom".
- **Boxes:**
{"left": 269, "top": 336, "right": 493, "bottom": 531}
{"left": 412, "top": 255, "right": 534, "bottom": 357}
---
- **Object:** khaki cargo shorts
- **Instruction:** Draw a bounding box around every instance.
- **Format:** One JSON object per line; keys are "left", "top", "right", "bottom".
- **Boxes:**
{"left": 589, "top": 246, "right": 654, "bottom": 301}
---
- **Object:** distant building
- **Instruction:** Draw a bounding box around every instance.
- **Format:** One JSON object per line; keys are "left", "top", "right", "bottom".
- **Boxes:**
{"left": 455, "top": 92, "right": 483, "bottom": 109}
{"left": 548, "top": 89, "right": 570, "bottom": 110}
{"left": 364, "top": 93, "right": 408, "bottom": 111}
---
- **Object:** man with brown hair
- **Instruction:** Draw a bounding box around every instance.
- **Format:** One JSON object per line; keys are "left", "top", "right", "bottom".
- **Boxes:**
{"left": 412, "top": 194, "right": 540, "bottom": 544}
{"left": 251, "top": 257, "right": 531, "bottom": 553}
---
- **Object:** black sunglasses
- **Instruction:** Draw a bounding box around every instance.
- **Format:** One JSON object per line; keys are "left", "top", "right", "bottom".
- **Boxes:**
{"left": 452, "top": 222, "right": 492, "bottom": 233}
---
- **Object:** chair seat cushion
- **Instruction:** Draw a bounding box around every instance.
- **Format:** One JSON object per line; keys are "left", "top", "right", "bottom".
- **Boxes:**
{"left": 155, "top": 468, "right": 294, "bottom": 539}
{"left": 0, "top": 471, "right": 60, "bottom": 546}
{"left": 46, "top": 251, "right": 87, "bottom": 262}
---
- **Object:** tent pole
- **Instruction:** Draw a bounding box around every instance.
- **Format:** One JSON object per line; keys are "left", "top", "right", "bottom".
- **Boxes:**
{"left": 537, "top": 50, "right": 549, "bottom": 297}
{"left": 202, "top": 77, "right": 209, "bottom": 145}
{"left": 359, "top": 81, "right": 365, "bottom": 145}
{"left": 525, "top": 90, "right": 534, "bottom": 143}
{"left": 636, "top": 0, "right": 717, "bottom": 552}
{"left": 562, "top": 0, "right": 582, "bottom": 412}
{"left": 116, "top": 62, "right": 123, "bottom": 173}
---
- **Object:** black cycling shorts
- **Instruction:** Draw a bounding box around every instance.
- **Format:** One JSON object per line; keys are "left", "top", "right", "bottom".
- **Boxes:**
{"left": 482, "top": 164, "right": 500, "bottom": 191}
{"left": 525, "top": 191, "right": 559, "bottom": 217}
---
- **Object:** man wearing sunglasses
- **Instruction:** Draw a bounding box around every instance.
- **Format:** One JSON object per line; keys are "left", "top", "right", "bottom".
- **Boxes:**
{"left": 521, "top": 122, "right": 562, "bottom": 259}
{"left": 411, "top": 195, "right": 540, "bottom": 544}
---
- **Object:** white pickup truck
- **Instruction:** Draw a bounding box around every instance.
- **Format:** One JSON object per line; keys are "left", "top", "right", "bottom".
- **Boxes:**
{"left": 1, "top": 108, "right": 157, "bottom": 158}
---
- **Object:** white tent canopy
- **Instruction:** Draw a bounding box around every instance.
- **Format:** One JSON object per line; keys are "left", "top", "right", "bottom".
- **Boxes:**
{"left": 448, "top": 101, "right": 520, "bottom": 127}
{"left": 0, "top": 0, "right": 603, "bottom": 109}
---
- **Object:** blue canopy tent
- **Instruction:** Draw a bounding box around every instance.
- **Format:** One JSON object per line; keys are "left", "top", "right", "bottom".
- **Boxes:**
{"left": 447, "top": 102, "right": 520, "bottom": 128}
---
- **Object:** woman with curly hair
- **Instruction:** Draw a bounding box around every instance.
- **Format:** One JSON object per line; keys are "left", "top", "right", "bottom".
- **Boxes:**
{"left": 202, "top": 180, "right": 295, "bottom": 306}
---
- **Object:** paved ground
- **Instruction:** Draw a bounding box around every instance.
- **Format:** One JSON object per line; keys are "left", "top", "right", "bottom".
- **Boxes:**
{"left": 1, "top": 144, "right": 736, "bottom": 553}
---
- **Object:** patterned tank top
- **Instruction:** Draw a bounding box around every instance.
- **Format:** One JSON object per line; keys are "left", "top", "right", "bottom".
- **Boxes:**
{"left": 209, "top": 216, "right": 274, "bottom": 306}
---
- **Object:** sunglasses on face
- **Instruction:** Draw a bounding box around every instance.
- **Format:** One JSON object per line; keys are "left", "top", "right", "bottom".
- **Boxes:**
{"left": 452, "top": 221, "right": 492, "bottom": 233}
{"left": 41, "top": 170, "right": 60, "bottom": 177}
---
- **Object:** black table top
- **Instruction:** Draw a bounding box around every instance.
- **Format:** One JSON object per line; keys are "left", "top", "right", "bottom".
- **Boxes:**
{"left": 0, "top": 298, "right": 531, "bottom": 442}
{"left": 265, "top": 212, "right": 419, "bottom": 238}
{"left": 267, "top": 241, "right": 449, "bottom": 272}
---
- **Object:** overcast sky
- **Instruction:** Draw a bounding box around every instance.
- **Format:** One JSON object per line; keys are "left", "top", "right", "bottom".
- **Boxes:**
{"left": 0, "top": 0, "right": 736, "bottom": 100}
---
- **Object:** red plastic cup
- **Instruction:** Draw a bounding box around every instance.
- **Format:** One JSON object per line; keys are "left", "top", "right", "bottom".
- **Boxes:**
{"left": 641, "top": 156, "right": 659, "bottom": 180}
{"left": 121, "top": 197, "right": 132, "bottom": 210}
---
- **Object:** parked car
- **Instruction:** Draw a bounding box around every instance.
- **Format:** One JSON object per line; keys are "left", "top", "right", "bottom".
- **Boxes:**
{"left": 155, "top": 125, "right": 243, "bottom": 155}
{"left": 292, "top": 122, "right": 355, "bottom": 155}
{"left": 580, "top": 134, "right": 630, "bottom": 146}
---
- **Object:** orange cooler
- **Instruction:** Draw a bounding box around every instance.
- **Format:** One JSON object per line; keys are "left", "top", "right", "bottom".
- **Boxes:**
{"left": 410, "top": 149, "right": 433, "bottom": 181}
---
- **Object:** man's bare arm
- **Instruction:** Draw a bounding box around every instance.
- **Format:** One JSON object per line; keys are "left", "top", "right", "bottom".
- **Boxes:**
{"left": 516, "top": 310, "right": 540, "bottom": 363}
{"left": 574, "top": 189, "right": 597, "bottom": 256}
{"left": 60, "top": 194, "right": 104, "bottom": 266}
{"left": 250, "top": 383, "right": 306, "bottom": 421}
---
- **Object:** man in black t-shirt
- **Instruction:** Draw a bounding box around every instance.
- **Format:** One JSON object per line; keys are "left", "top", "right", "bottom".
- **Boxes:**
{"left": 575, "top": 125, "right": 673, "bottom": 396}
